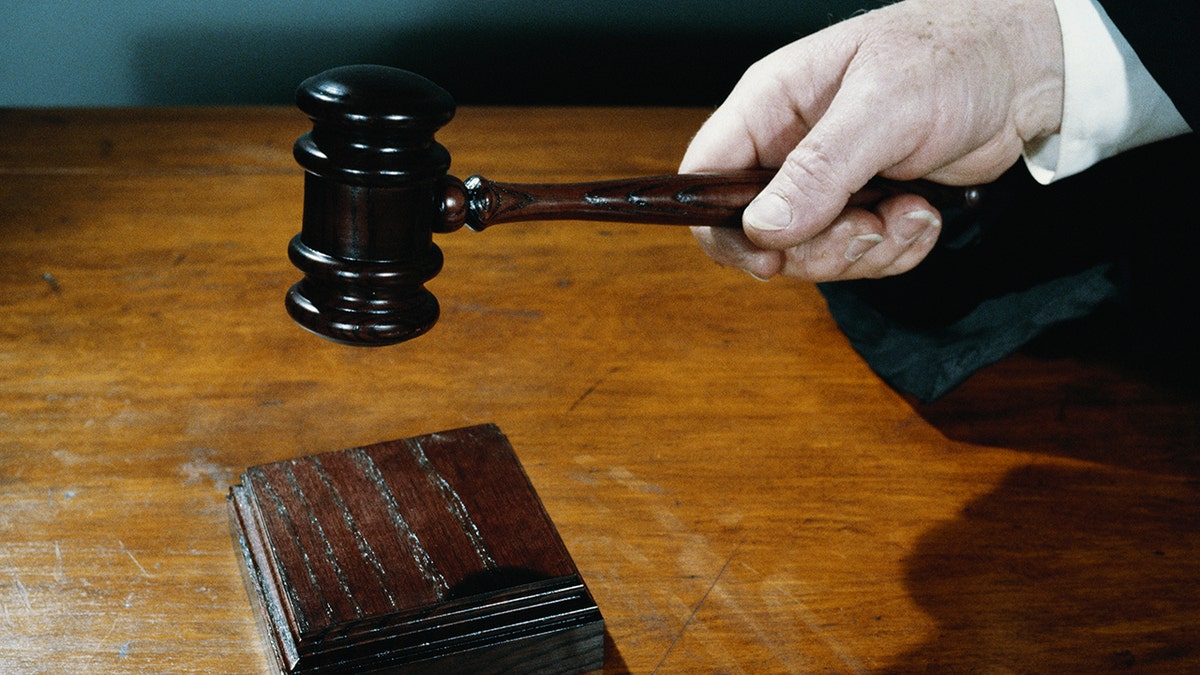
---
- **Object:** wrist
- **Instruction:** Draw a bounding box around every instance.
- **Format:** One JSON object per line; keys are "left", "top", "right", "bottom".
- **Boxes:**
{"left": 1003, "top": 0, "right": 1066, "bottom": 143}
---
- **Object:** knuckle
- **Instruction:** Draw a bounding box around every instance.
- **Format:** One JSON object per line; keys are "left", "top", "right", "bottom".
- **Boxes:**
{"left": 780, "top": 145, "right": 843, "bottom": 195}
{"left": 774, "top": 146, "right": 856, "bottom": 227}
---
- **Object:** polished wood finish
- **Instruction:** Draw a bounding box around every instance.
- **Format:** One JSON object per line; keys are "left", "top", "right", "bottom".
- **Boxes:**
{"left": 444, "top": 172, "right": 983, "bottom": 232}
{"left": 229, "top": 424, "right": 602, "bottom": 674}
{"left": 288, "top": 66, "right": 453, "bottom": 347}
{"left": 287, "top": 65, "right": 981, "bottom": 347}
{"left": 2, "top": 106, "right": 1198, "bottom": 673}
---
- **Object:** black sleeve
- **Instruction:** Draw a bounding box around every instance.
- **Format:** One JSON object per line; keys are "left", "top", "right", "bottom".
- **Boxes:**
{"left": 815, "top": 2, "right": 1200, "bottom": 402}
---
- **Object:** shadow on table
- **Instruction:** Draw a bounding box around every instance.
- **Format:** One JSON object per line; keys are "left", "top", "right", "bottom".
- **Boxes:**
{"left": 881, "top": 462, "right": 1200, "bottom": 672}
{"left": 602, "top": 630, "right": 630, "bottom": 674}
{"left": 913, "top": 302, "right": 1200, "bottom": 479}
{"left": 885, "top": 309, "right": 1200, "bottom": 671}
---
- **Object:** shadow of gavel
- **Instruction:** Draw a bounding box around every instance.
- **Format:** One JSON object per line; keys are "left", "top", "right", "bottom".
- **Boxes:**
{"left": 286, "top": 65, "right": 982, "bottom": 346}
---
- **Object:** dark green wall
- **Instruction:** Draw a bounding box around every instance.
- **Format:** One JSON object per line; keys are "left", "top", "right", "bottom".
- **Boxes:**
{"left": 1, "top": 1, "right": 879, "bottom": 107}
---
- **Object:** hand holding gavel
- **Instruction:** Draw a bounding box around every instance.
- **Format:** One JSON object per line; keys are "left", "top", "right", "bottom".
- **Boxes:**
{"left": 286, "top": 66, "right": 981, "bottom": 346}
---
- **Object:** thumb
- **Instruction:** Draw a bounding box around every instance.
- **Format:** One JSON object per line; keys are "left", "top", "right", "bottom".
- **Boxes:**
{"left": 742, "top": 83, "right": 915, "bottom": 249}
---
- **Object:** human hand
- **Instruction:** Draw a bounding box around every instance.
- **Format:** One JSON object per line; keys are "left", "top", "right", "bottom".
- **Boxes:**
{"left": 679, "top": 0, "right": 1064, "bottom": 281}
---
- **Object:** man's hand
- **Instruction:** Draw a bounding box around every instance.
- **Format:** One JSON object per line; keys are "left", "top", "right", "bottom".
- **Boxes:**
{"left": 679, "top": 0, "right": 1064, "bottom": 281}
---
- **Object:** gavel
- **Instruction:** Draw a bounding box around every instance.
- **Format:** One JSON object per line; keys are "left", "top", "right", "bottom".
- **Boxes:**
{"left": 286, "top": 65, "right": 982, "bottom": 346}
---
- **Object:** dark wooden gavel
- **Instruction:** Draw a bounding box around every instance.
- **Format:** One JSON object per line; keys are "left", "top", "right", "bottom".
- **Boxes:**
{"left": 287, "top": 65, "right": 982, "bottom": 346}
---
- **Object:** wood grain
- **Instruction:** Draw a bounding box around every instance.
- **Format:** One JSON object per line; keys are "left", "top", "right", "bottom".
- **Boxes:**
{"left": 229, "top": 423, "right": 602, "bottom": 673}
{"left": 2, "top": 106, "right": 1198, "bottom": 673}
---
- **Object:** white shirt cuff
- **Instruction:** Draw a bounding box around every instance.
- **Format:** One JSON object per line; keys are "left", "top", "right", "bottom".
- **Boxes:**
{"left": 1023, "top": 0, "right": 1192, "bottom": 184}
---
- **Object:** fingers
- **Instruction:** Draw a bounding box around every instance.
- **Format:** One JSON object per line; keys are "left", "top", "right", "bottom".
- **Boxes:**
{"left": 868, "top": 198, "right": 943, "bottom": 277}
{"left": 791, "top": 195, "right": 943, "bottom": 280}
{"left": 679, "top": 30, "right": 853, "bottom": 175}
{"left": 741, "top": 64, "right": 924, "bottom": 252}
{"left": 679, "top": 106, "right": 763, "bottom": 174}
{"left": 690, "top": 226, "right": 784, "bottom": 281}
{"left": 685, "top": 62, "right": 943, "bottom": 282}
{"left": 695, "top": 194, "right": 943, "bottom": 282}
{"left": 681, "top": 0, "right": 1063, "bottom": 283}
{"left": 684, "top": 21, "right": 933, "bottom": 252}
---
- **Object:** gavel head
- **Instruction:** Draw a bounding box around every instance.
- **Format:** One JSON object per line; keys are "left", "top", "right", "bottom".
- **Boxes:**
{"left": 286, "top": 65, "right": 457, "bottom": 346}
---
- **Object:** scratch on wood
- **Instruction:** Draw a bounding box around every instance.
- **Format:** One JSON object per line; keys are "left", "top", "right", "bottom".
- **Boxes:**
{"left": 652, "top": 537, "right": 745, "bottom": 673}
{"left": 450, "top": 302, "right": 543, "bottom": 320}
{"left": 11, "top": 571, "right": 33, "bottom": 610}
{"left": 569, "top": 366, "right": 621, "bottom": 412}
{"left": 118, "top": 541, "right": 150, "bottom": 577}
{"left": 54, "top": 541, "right": 65, "bottom": 584}
{"left": 99, "top": 616, "right": 120, "bottom": 644}
{"left": 765, "top": 577, "right": 867, "bottom": 674}
{"left": 42, "top": 272, "right": 61, "bottom": 294}
{"left": 13, "top": 576, "right": 33, "bottom": 611}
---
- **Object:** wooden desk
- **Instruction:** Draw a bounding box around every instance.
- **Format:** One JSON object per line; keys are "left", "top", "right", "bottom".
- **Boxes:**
{"left": 2, "top": 107, "right": 1198, "bottom": 673}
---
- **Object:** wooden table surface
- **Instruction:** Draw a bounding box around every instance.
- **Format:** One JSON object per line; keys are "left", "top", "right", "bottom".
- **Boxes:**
{"left": 2, "top": 106, "right": 1198, "bottom": 674}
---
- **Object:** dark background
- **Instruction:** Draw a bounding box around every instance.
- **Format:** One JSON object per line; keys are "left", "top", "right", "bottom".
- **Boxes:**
{"left": 1, "top": 1, "right": 879, "bottom": 107}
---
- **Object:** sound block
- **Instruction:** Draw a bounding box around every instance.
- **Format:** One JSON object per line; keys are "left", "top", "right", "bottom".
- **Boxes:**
{"left": 228, "top": 424, "right": 604, "bottom": 674}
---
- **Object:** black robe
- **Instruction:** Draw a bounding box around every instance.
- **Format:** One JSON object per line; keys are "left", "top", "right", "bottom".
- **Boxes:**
{"left": 819, "top": 2, "right": 1199, "bottom": 401}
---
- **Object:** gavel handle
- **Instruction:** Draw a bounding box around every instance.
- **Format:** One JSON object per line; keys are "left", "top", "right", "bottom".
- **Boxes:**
{"left": 438, "top": 170, "right": 984, "bottom": 233}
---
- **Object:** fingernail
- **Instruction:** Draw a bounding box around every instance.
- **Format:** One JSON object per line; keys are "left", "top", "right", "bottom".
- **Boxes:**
{"left": 744, "top": 193, "right": 792, "bottom": 232}
{"left": 894, "top": 209, "right": 941, "bottom": 245}
{"left": 746, "top": 270, "right": 772, "bottom": 282}
{"left": 844, "top": 233, "right": 884, "bottom": 262}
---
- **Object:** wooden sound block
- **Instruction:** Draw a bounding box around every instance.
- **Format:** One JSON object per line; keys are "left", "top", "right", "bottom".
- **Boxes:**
{"left": 227, "top": 424, "right": 604, "bottom": 674}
